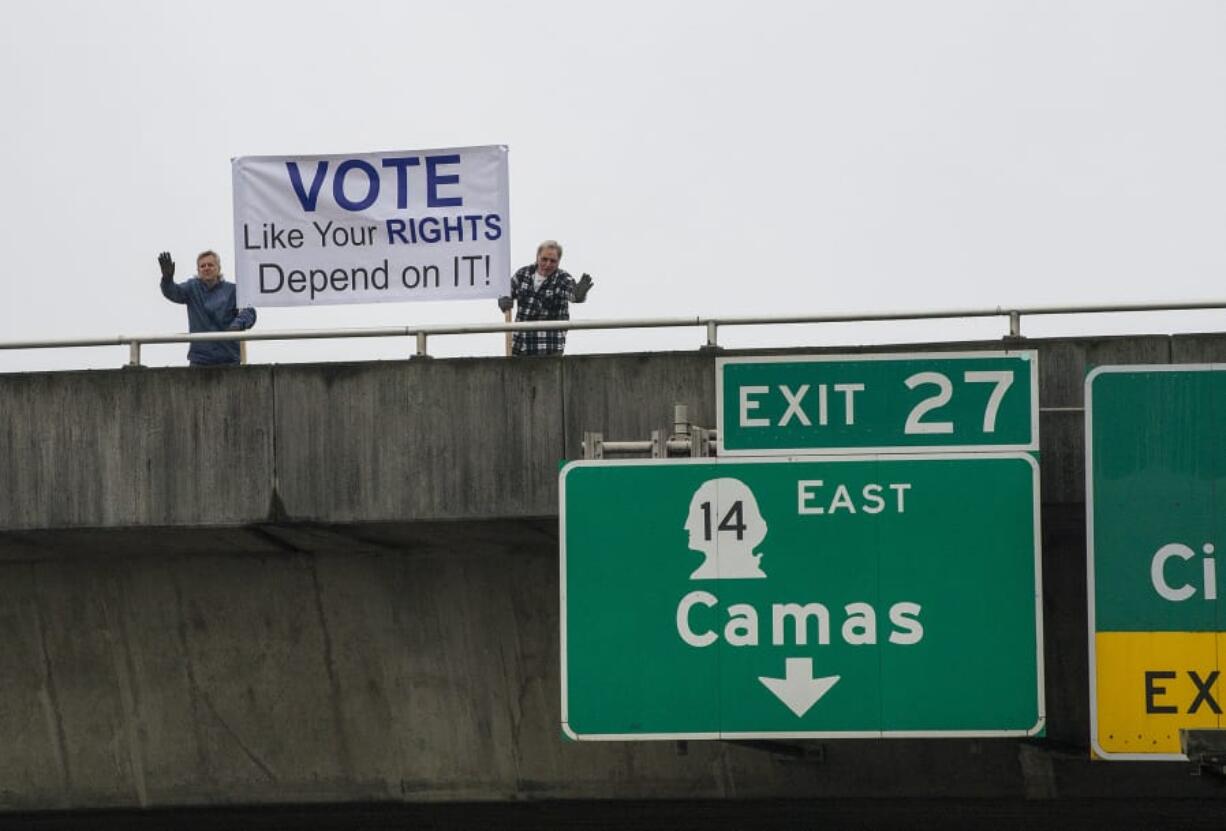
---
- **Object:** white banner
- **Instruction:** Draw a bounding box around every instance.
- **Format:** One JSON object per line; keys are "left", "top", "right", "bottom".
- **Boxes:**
{"left": 232, "top": 145, "right": 510, "bottom": 307}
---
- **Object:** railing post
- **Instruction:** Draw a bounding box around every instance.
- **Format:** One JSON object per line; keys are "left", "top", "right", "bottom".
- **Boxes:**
{"left": 415, "top": 332, "right": 428, "bottom": 358}
{"left": 705, "top": 321, "right": 719, "bottom": 350}
{"left": 128, "top": 341, "right": 142, "bottom": 367}
{"left": 1009, "top": 311, "right": 1022, "bottom": 338}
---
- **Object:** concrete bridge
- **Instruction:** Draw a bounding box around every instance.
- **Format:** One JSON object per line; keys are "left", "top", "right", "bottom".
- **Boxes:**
{"left": 2, "top": 333, "right": 1225, "bottom": 822}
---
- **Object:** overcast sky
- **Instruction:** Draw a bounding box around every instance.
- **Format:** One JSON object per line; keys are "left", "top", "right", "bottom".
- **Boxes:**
{"left": 2, "top": 0, "right": 1224, "bottom": 371}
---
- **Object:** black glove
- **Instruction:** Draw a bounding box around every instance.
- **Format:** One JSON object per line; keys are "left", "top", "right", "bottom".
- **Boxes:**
{"left": 158, "top": 252, "right": 175, "bottom": 281}
{"left": 498, "top": 295, "right": 513, "bottom": 313}
{"left": 574, "top": 273, "right": 594, "bottom": 302}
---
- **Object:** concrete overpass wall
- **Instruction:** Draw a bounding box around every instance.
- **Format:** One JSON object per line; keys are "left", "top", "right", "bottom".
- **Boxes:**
{"left": 1, "top": 334, "right": 1225, "bottom": 810}
{"left": 0, "top": 350, "right": 716, "bottom": 529}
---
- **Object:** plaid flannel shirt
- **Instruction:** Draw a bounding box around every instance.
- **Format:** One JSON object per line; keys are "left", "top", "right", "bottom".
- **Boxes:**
{"left": 509, "top": 265, "right": 578, "bottom": 355}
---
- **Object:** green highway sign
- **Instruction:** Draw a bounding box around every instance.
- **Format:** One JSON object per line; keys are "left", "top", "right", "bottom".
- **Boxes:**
{"left": 718, "top": 351, "right": 1038, "bottom": 455}
{"left": 1087, "top": 365, "right": 1226, "bottom": 761}
{"left": 560, "top": 455, "right": 1045, "bottom": 740}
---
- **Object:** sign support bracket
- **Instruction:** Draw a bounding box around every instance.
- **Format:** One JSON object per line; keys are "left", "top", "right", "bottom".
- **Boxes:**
{"left": 581, "top": 403, "right": 717, "bottom": 459}
{"left": 722, "top": 739, "right": 826, "bottom": 764}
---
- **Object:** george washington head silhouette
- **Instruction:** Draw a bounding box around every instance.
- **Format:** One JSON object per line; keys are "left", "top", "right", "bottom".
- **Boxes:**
{"left": 683, "top": 477, "right": 768, "bottom": 579}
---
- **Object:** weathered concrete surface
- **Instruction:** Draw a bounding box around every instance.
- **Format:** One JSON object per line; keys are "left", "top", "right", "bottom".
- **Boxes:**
{"left": 0, "top": 333, "right": 1225, "bottom": 812}
{"left": 272, "top": 359, "right": 563, "bottom": 522}
{"left": 0, "top": 520, "right": 1221, "bottom": 811}
{"left": 2, "top": 333, "right": 1218, "bottom": 530}
{"left": 561, "top": 351, "right": 717, "bottom": 462}
{"left": 0, "top": 367, "right": 274, "bottom": 530}
{"left": 1172, "top": 332, "right": 1226, "bottom": 363}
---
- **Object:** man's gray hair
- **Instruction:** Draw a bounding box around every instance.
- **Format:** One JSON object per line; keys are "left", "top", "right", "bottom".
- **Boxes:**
{"left": 537, "top": 240, "right": 563, "bottom": 258}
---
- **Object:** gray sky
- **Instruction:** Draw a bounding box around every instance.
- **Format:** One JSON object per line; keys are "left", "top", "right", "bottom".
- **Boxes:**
{"left": 2, "top": 0, "right": 1224, "bottom": 371}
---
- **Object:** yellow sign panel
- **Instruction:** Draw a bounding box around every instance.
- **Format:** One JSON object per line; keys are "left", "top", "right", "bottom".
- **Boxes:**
{"left": 1094, "top": 632, "right": 1223, "bottom": 757}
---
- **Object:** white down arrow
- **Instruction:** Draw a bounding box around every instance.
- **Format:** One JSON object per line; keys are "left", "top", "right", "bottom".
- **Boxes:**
{"left": 758, "top": 657, "right": 840, "bottom": 717}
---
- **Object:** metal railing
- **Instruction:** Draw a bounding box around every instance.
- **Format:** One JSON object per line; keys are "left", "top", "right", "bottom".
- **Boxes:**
{"left": 1, "top": 299, "right": 1224, "bottom": 367}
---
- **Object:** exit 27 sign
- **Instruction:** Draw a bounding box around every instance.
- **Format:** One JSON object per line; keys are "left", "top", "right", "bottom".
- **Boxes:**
{"left": 718, "top": 351, "right": 1038, "bottom": 455}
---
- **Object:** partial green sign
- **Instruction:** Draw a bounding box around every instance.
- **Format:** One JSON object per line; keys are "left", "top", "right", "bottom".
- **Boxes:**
{"left": 560, "top": 455, "right": 1044, "bottom": 740}
{"left": 718, "top": 351, "right": 1038, "bottom": 455}
{"left": 1086, "top": 365, "right": 1226, "bottom": 761}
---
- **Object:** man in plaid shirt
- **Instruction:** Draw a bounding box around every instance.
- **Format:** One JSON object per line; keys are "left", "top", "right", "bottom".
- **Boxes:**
{"left": 498, "top": 240, "right": 594, "bottom": 355}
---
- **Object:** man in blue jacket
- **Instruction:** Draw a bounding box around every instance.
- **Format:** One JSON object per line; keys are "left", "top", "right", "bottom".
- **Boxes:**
{"left": 158, "top": 250, "right": 257, "bottom": 366}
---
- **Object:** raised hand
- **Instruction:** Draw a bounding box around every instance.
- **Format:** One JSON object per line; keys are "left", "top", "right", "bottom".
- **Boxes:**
{"left": 574, "top": 273, "right": 594, "bottom": 302}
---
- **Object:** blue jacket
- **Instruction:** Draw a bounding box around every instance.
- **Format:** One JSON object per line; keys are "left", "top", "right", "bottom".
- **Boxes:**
{"left": 160, "top": 276, "right": 257, "bottom": 365}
